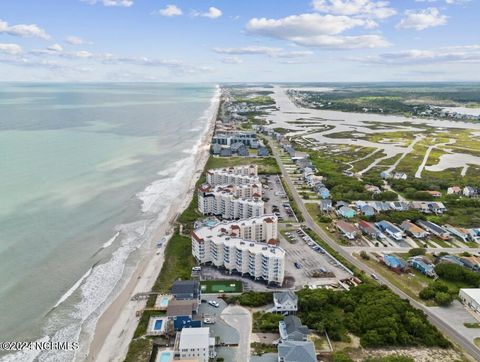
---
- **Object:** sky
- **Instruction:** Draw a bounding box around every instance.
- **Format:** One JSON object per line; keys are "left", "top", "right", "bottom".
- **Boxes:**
{"left": 0, "top": 0, "right": 479, "bottom": 82}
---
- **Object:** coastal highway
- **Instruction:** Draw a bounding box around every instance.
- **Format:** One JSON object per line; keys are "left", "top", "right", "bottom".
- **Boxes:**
{"left": 268, "top": 137, "right": 480, "bottom": 361}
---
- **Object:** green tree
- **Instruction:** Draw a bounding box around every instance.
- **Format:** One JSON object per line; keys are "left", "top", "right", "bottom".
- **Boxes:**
{"left": 434, "top": 292, "right": 454, "bottom": 306}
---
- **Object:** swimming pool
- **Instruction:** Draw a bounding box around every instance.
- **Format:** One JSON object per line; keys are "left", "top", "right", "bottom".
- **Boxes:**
{"left": 205, "top": 220, "right": 217, "bottom": 227}
{"left": 154, "top": 319, "right": 163, "bottom": 330}
{"left": 159, "top": 296, "right": 170, "bottom": 307}
{"left": 159, "top": 351, "right": 172, "bottom": 362}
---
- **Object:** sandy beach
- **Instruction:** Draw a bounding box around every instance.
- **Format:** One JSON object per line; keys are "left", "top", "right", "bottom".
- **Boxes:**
{"left": 85, "top": 93, "right": 219, "bottom": 362}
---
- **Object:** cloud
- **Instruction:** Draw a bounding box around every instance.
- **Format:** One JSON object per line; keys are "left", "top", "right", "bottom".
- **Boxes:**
{"left": 156, "top": 5, "right": 183, "bottom": 17}
{"left": 82, "top": 0, "right": 133, "bottom": 7}
{"left": 312, "top": 0, "right": 396, "bottom": 19}
{"left": 396, "top": 8, "right": 448, "bottom": 30}
{"left": 65, "top": 36, "right": 88, "bottom": 45}
{"left": 47, "top": 44, "right": 63, "bottom": 52}
{"left": 352, "top": 45, "right": 480, "bottom": 64}
{"left": 213, "top": 46, "right": 314, "bottom": 58}
{"left": 0, "top": 43, "right": 23, "bottom": 55}
{"left": 214, "top": 46, "right": 282, "bottom": 56}
{"left": 192, "top": 7, "right": 222, "bottom": 19}
{"left": 246, "top": 13, "right": 390, "bottom": 49}
{"left": 221, "top": 56, "right": 243, "bottom": 64}
{"left": 0, "top": 19, "right": 50, "bottom": 40}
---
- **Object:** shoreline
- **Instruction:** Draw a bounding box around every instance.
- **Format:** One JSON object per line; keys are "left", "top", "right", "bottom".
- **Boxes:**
{"left": 85, "top": 87, "right": 219, "bottom": 362}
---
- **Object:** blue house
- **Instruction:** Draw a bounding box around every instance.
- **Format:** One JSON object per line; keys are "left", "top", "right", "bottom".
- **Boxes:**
{"left": 376, "top": 220, "right": 403, "bottom": 240}
{"left": 409, "top": 256, "right": 436, "bottom": 277}
{"left": 317, "top": 187, "right": 330, "bottom": 200}
{"left": 383, "top": 255, "right": 407, "bottom": 271}
{"left": 360, "top": 205, "right": 376, "bottom": 217}
{"left": 257, "top": 147, "right": 270, "bottom": 157}
{"left": 337, "top": 206, "right": 356, "bottom": 219}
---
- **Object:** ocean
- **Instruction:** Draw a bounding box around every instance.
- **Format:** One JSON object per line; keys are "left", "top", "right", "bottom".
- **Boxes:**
{"left": 0, "top": 83, "right": 218, "bottom": 361}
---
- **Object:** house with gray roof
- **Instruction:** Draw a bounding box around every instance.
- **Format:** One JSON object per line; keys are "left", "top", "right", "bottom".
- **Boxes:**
{"left": 171, "top": 280, "right": 201, "bottom": 301}
{"left": 219, "top": 147, "right": 232, "bottom": 157}
{"left": 320, "top": 199, "right": 333, "bottom": 212}
{"left": 257, "top": 146, "right": 269, "bottom": 157}
{"left": 271, "top": 291, "right": 298, "bottom": 314}
{"left": 279, "top": 315, "right": 309, "bottom": 341}
{"left": 237, "top": 145, "right": 249, "bottom": 157}
{"left": 278, "top": 340, "right": 316, "bottom": 362}
{"left": 211, "top": 144, "right": 222, "bottom": 155}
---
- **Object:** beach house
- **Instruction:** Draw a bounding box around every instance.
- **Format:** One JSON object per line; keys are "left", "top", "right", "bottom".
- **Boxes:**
{"left": 376, "top": 220, "right": 403, "bottom": 240}
{"left": 464, "top": 186, "right": 477, "bottom": 198}
{"left": 358, "top": 220, "right": 384, "bottom": 240}
{"left": 447, "top": 186, "right": 462, "bottom": 195}
{"left": 445, "top": 225, "right": 470, "bottom": 242}
{"left": 337, "top": 206, "right": 356, "bottom": 219}
{"left": 270, "top": 291, "right": 298, "bottom": 315}
{"left": 416, "top": 220, "right": 450, "bottom": 240}
{"left": 400, "top": 220, "right": 429, "bottom": 239}
{"left": 336, "top": 220, "right": 359, "bottom": 240}
{"left": 175, "top": 327, "right": 216, "bottom": 362}
{"left": 279, "top": 315, "right": 309, "bottom": 342}
{"left": 409, "top": 256, "right": 436, "bottom": 277}
{"left": 319, "top": 199, "right": 333, "bottom": 213}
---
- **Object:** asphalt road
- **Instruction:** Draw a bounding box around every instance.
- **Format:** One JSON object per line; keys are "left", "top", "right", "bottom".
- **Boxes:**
{"left": 268, "top": 137, "right": 480, "bottom": 361}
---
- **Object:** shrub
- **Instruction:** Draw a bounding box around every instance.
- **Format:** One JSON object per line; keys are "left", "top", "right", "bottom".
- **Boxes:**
{"left": 408, "top": 248, "right": 426, "bottom": 257}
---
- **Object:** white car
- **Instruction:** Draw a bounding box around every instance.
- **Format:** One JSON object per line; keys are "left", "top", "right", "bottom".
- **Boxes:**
{"left": 208, "top": 300, "right": 220, "bottom": 308}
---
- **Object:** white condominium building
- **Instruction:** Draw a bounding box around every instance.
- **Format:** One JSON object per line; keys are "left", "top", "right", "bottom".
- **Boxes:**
{"left": 198, "top": 184, "right": 264, "bottom": 220}
{"left": 191, "top": 215, "right": 285, "bottom": 285}
{"left": 207, "top": 165, "right": 259, "bottom": 186}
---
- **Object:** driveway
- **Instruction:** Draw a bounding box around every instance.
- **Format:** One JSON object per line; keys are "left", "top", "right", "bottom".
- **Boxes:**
{"left": 221, "top": 305, "right": 252, "bottom": 362}
{"left": 428, "top": 301, "right": 480, "bottom": 342}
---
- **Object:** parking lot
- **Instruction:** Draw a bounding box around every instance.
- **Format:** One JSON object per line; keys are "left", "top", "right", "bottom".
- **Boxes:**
{"left": 262, "top": 175, "right": 297, "bottom": 222}
{"left": 280, "top": 227, "right": 353, "bottom": 287}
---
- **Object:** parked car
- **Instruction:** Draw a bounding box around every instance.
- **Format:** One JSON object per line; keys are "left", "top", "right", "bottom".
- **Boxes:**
{"left": 208, "top": 300, "right": 220, "bottom": 308}
{"left": 294, "top": 262, "right": 302, "bottom": 269}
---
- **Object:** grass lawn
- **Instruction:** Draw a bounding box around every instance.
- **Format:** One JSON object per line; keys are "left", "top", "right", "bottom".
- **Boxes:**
{"left": 357, "top": 254, "right": 432, "bottom": 303}
{"left": 200, "top": 280, "right": 243, "bottom": 294}
{"left": 151, "top": 231, "right": 195, "bottom": 293}
{"left": 250, "top": 342, "right": 277, "bottom": 356}
{"left": 464, "top": 322, "right": 480, "bottom": 328}
{"left": 205, "top": 156, "right": 280, "bottom": 174}
{"left": 124, "top": 338, "right": 153, "bottom": 362}
{"left": 475, "top": 337, "right": 480, "bottom": 348}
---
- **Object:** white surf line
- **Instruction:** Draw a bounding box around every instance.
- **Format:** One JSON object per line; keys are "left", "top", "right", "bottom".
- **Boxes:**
{"left": 415, "top": 138, "right": 456, "bottom": 179}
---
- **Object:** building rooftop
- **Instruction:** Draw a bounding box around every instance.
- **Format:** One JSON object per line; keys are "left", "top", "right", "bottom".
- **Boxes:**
{"left": 178, "top": 327, "right": 211, "bottom": 350}
{"left": 171, "top": 280, "right": 200, "bottom": 299}
{"left": 278, "top": 340, "right": 316, "bottom": 362}
{"left": 167, "top": 299, "right": 198, "bottom": 317}
{"left": 274, "top": 291, "right": 298, "bottom": 306}
{"left": 460, "top": 288, "right": 480, "bottom": 302}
